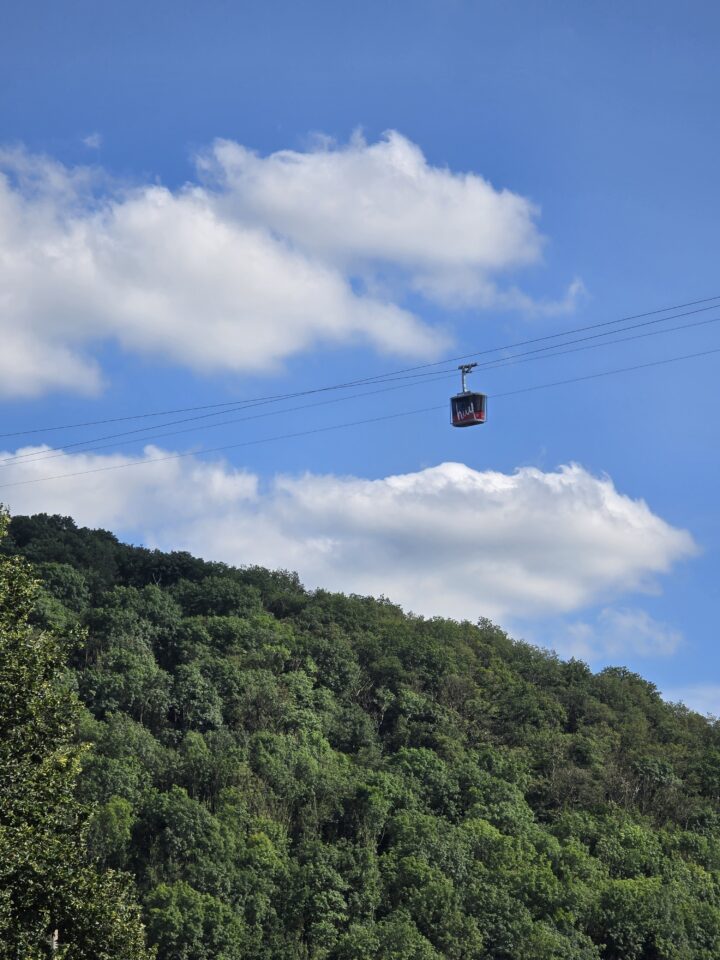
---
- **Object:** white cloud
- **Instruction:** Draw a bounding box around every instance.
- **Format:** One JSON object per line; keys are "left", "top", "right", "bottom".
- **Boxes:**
{"left": 552, "top": 607, "right": 684, "bottom": 663}
{"left": 200, "top": 131, "right": 544, "bottom": 274}
{"left": 200, "top": 131, "right": 582, "bottom": 314}
{"left": 0, "top": 146, "right": 442, "bottom": 397}
{"left": 662, "top": 685, "right": 720, "bottom": 717}
{"left": 82, "top": 133, "right": 103, "bottom": 149}
{"left": 0, "top": 133, "right": 578, "bottom": 398}
{"left": 0, "top": 445, "right": 258, "bottom": 535}
{"left": 414, "top": 273, "right": 587, "bottom": 314}
{"left": 0, "top": 328, "right": 103, "bottom": 398}
{"left": 0, "top": 453, "right": 694, "bottom": 623}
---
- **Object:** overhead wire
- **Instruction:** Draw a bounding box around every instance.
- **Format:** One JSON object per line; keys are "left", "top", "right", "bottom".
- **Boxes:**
{"left": 2, "top": 342, "right": 719, "bottom": 491}
{"left": 0, "top": 293, "right": 719, "bottom": 440}
{"left": 0, "top": 378, "right": 456, "bottom": 468}
{"left": 344, "top": 295, "right": 720, "bottom": 378}
{"left": 490, "top": 344, "right": 720, "bottom": 400}
{"left": 463, "top": 305, "right": 720, "bottom": 372}
{"left": 2, "top": 302, "right": 719, "bottom": 468}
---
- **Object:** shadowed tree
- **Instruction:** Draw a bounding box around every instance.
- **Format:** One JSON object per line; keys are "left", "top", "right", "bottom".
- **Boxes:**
{"left": 0, "top": 510, "right": 153, "bottom": 959}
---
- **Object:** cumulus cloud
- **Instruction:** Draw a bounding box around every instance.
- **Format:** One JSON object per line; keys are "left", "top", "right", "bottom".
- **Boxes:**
{"left": 0, "top": 328, "right": 103, "bottom": 398}
{"left": 0, "top": 145, "right": 441, "bottom": 396}
{"left": 552, "top": 607, "right": 684, "bottom": 664}
{"left": 200, "top": 131, "right": 543, "bottom": 273}
{"left": 0, "top": 453, "right": 694, "bottom": 622}
{"left": 663, "top": 685, "right": 720, "bottom": 717}
{"left": 0, "top": 445, "right": 258, "bottom": 535}
{"left": 200, "top": 131, "right": 584, "bottom": 315}
{"left": 0, "top": 133, "right": 577, "bottom": 398}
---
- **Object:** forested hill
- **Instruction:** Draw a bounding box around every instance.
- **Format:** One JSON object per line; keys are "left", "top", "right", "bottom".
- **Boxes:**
{"left": 5, "top": 513, "right": 720, "bottom": 960}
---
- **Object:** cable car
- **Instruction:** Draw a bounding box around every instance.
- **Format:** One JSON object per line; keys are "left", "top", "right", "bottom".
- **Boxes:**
{"left": 451, "top": 363, "right": 487, "bottom": 427}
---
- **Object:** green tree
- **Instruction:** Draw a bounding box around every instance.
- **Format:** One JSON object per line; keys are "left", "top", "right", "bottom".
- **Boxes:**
{"left": 7, "top": 511, "right": 720, "bottom": 959}
{"left": 145, "top": 882, "right": 246, "bottom": 960}
{"left": 0, "top": 511, "right": 153, "bottom": 959}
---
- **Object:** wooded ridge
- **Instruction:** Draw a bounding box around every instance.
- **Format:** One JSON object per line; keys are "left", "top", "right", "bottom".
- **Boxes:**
{"left": 2, "top": 512, "right": 720, "bottom": 959}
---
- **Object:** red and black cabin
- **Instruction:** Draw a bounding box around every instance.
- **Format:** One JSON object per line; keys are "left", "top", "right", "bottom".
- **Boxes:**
{"left": 451, "top": 363, "right": 487, "bottom": 427}
{"left": 451, "top": 391, "right": 487, "bottom": 427}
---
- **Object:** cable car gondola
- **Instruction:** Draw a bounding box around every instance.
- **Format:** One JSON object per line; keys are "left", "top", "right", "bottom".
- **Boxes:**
{"left": 451, "top": 363, "right": 487, "bottom": 427}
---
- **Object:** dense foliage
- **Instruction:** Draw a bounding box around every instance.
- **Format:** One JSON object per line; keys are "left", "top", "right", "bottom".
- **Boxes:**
{"left": 4, "top": 512, "right": 720, "bottom": 959}
{"left": 0, "top": 512, "right": 152, "bottom": 959}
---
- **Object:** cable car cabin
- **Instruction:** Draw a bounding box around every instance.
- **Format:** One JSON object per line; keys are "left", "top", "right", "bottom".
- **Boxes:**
{"left": 451, "top": 391, "right": 487, "bottom": 427}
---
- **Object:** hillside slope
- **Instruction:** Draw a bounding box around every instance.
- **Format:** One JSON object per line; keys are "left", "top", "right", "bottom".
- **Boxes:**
{"left": 4, "top": 513, "right": 720, "bottom": 960}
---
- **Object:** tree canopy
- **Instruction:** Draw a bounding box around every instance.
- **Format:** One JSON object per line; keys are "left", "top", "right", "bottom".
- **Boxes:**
{"left": 0, "top": 511, "right": 152, "bottom": 958}
{"left": 3, "top": 511, "right": 720, "bottom": 959}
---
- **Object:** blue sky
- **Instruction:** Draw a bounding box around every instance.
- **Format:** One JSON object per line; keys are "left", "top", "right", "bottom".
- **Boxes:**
{"left": 1, "top": 0, "right": 719, "bottom": 709}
